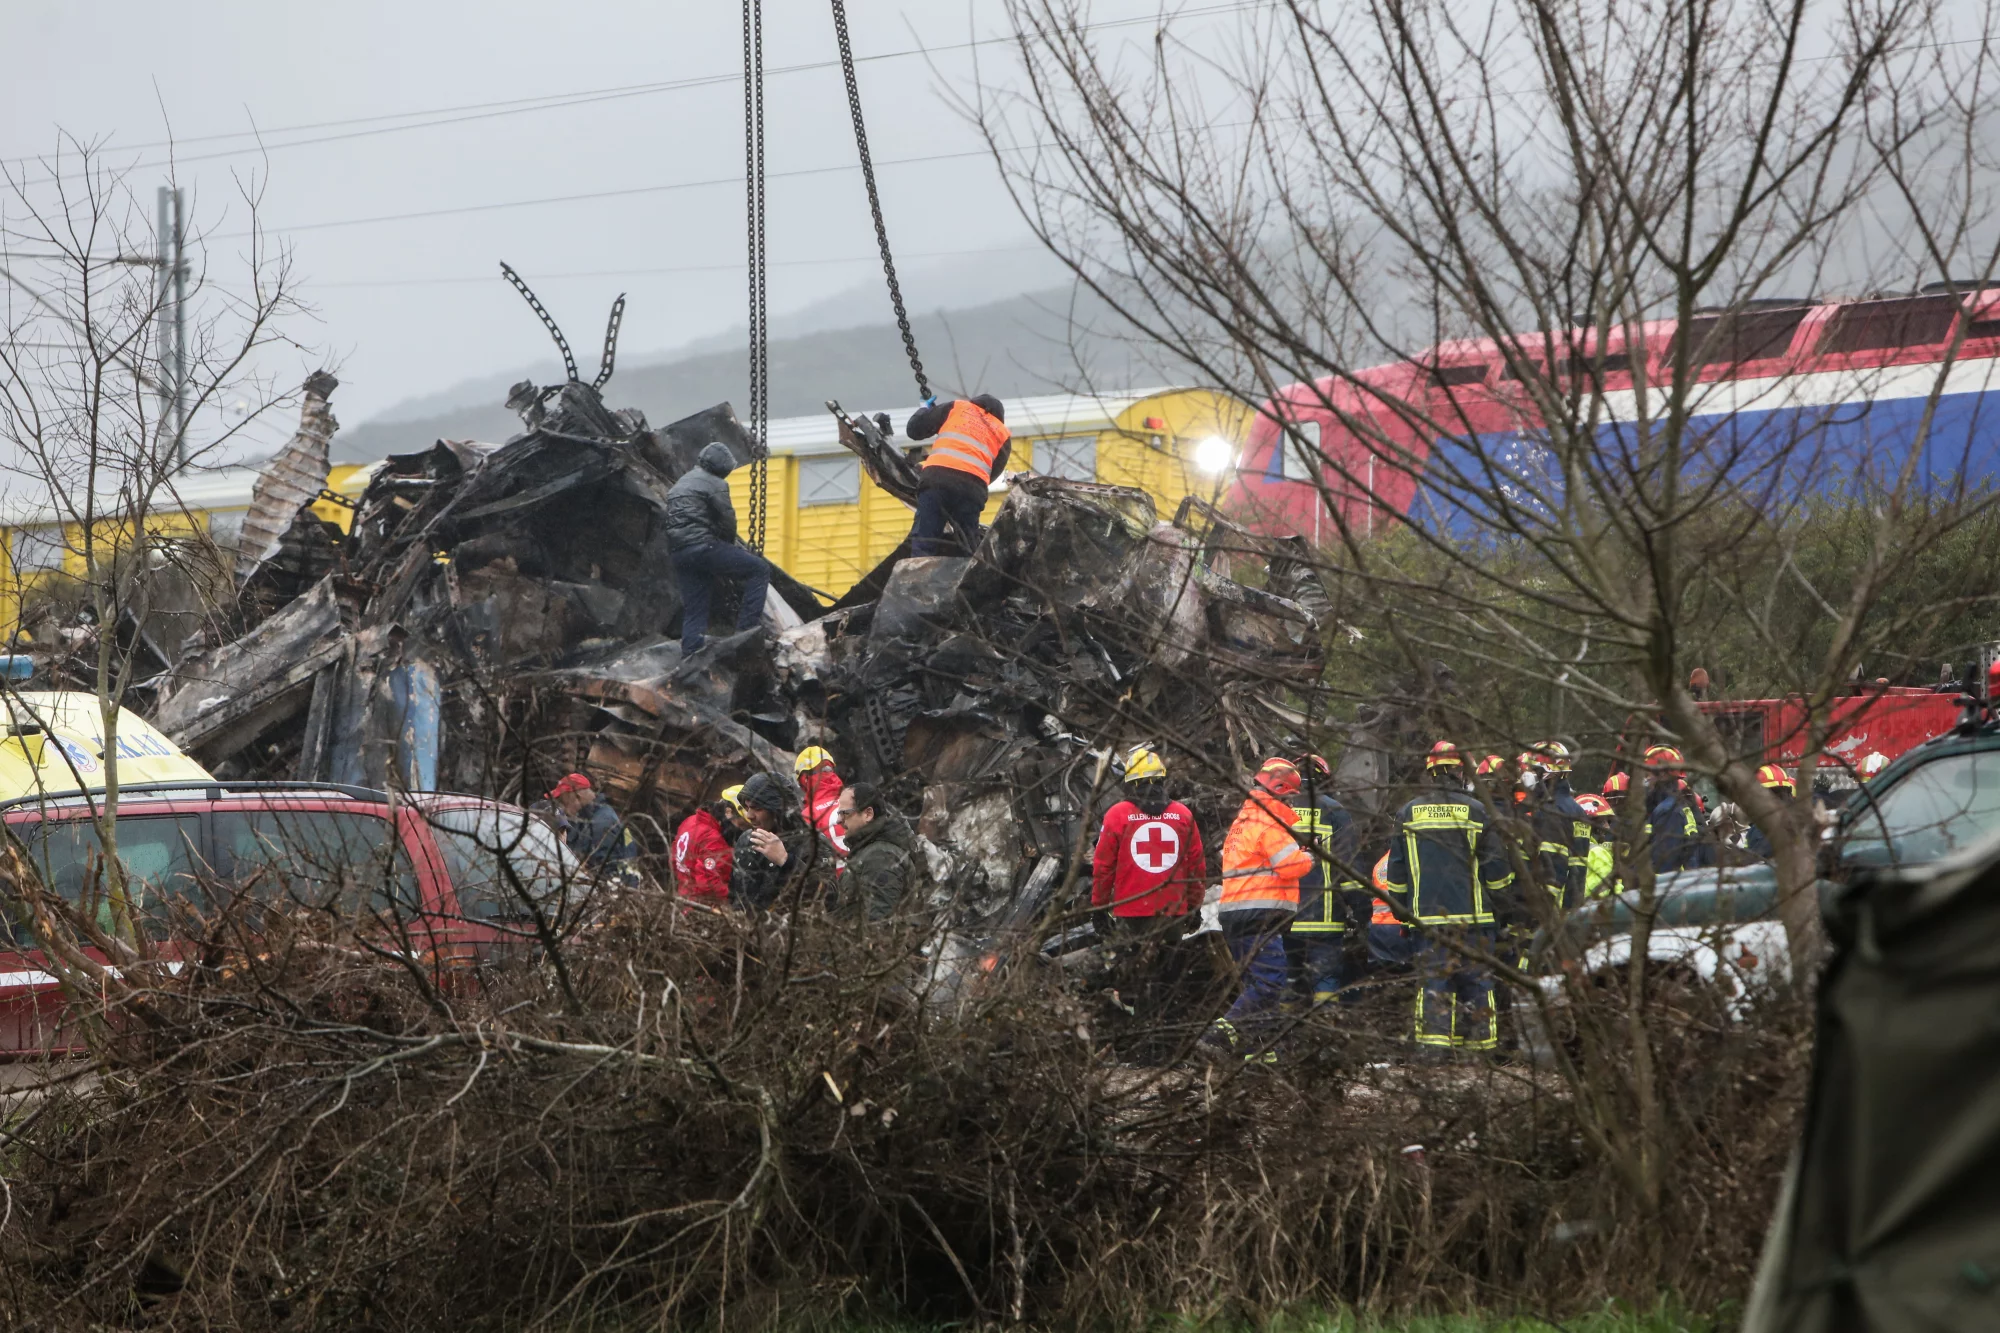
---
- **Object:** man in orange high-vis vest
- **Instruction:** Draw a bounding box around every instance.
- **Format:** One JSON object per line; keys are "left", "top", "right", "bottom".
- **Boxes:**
{"left": 903, "top": 394, "right": 1012, "bottom": 556}
{"left": 1203, "top": 758, "right": 1314, "bottom": 1062}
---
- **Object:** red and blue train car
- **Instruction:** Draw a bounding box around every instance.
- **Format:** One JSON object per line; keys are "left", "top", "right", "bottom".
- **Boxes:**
{"left": 1221, "top": 288, "right": 2000, "bottom": 542}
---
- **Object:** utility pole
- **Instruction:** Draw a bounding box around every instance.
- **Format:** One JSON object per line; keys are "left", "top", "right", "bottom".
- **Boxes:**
{"left": 154, "top": 186, "right": 186, "bottom": 468}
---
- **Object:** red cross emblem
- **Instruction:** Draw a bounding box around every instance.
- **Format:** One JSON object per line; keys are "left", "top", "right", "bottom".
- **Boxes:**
{"left": 1129, "top": 820, "right": 1181, "bottom": 874}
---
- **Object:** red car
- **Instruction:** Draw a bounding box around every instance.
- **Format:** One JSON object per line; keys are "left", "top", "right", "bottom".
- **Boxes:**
{"left": 0, "top": 781, "right": 586, "bottom": 1057}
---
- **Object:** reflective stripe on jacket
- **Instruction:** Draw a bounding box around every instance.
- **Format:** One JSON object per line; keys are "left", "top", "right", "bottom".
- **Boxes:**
{"left": 1289, "top": 792, "right": 1360, "bottom": 933}
{"left": 920, "top": 399, "right": 1011, "bottom": 483}
{"left": 1380, "top": 791, "right": 1514, "bottom": 924}
{"left": 1218, "top": 789, "right": 1311, "bottom": 914}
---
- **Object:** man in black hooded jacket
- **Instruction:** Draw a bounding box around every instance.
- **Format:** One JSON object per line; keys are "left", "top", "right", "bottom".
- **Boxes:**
{"left": 665, "top": 442, "right": 771, "bottom": 653}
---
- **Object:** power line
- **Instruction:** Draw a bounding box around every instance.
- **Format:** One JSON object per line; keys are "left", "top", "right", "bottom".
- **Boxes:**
{"left": 208, "top": 144, "right": 1002, "bottom": 241}
{"left": 3, "top": 2, "right": 1279, "bottom": 181}
{"left": 303, "top": 243, "right": 1044, "bottom": 288}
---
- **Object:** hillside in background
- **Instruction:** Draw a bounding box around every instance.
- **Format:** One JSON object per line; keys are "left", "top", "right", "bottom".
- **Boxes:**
{"left": 331, "top": 285, "right": 1191, "bottom": 462}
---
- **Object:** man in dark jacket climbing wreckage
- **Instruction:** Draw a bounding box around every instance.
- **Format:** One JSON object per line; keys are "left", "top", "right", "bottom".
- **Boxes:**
{"left": 665, "top": 442, "right": 772, "bottom": 654}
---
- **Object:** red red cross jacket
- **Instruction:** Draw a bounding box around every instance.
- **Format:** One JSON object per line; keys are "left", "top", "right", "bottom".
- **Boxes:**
{"left": 801, "top": 772, "right": 849, "bottom": 854}
{"left": 672, "top": 808, "right": 733, "bottom": 904}
{"left": 1091, "top": 800, "right": 1207, "bottom": 917}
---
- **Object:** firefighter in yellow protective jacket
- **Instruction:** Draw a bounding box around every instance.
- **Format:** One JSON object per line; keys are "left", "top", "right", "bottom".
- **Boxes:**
{"left": 1379, "top": 742, "right": 1515, "bottom": 1052}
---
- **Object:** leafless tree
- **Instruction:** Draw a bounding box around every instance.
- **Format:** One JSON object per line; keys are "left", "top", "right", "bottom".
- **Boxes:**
{"left": 0, "top": 136, "right": 299, "bottom": 948}
{"left": 977, "top": 0, "right": 2000, "bottom": 1210}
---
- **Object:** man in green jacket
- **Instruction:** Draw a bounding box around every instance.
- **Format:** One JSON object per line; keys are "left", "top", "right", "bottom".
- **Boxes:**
{"left": 835, "top": 782, "right": 923, "bottom": 923}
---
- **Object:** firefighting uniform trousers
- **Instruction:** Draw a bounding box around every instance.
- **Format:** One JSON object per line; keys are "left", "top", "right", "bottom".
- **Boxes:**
{"left": 1413, "top": 925, "right": 1498, "bottom": 1050}
{"left": 1219, "top": 910, "right": 1292, "bottom": 1039}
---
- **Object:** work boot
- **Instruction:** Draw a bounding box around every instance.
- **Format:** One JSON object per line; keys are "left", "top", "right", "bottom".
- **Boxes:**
{"left": 1197, "top": 1018, "right": 1239, "bottom": 1061}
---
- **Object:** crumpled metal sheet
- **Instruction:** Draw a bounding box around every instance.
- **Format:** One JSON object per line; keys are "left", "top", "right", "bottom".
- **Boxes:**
{"left": 236, "top": 371, "right": 341, "bottom": 590}
{"left": 151, "top": 577, "right": 348, "bottom": 763}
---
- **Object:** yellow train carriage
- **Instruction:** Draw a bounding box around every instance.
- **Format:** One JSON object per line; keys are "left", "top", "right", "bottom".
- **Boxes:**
{"left": 0, "top": 463, "right": 377, "bottom": 637}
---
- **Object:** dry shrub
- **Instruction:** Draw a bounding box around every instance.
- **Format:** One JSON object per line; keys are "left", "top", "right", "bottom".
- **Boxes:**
{"left": 0, "top": 895, "right": 1807, "bottom": 1330}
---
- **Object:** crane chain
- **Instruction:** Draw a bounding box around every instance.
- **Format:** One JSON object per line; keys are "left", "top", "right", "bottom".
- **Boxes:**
{"left": 830, "top": 0, "right": 929, "bottom": 402}
{"left": 593, "top": 292, "right": 626, "bottom": 390}
{"left": 743, "top": 0, "right": 770, "bottom": 553}
{"left": 500, "top": 262, "right": 579, "bottom": 383}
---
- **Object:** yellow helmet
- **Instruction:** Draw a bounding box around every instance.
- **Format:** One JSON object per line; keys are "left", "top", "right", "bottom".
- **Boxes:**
{"left": 794, "top": 745, "right": 835, "bottom": 775}
{"left": 1123, "top": 747, "right": 1167, "bottom": 782}
{"left": 719, "top": 784, "right": 748, "bottom": 819}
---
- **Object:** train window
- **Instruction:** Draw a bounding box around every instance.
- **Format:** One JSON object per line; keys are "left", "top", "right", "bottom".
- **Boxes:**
{"left": 10, "top": 526, "right": 68, "bottom": 575}
{"left": 797, "top": 455, "right": 860, "bottom": 507}
{"left": 1551, "top": 353, "right": 1633, "bottom": 380}
{"left": 1966, "top": 317, "right": 2000, "bottom": 341}
{"left": 1428, "top": 364, "right": 1491, "bottom": 388}
{"left": 1278, "top": 421, "right": 1322, "bottom": 482}
{"left": 1677, "top": 307, "right": 1810, "bottom": 366}
{"left": 1039, "top": 434, "right": 1098, "bottom": 481}
{"left": 1815, "top": 295, "right": 1958, "bottom": 355}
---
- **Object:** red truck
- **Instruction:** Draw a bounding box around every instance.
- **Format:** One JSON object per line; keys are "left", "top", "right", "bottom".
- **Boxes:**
{"left": 0, "top": 781, "right": 586, "bottom": 1057}
{"left": 1697, "top": 684, "right": 1967, "bottom": 788}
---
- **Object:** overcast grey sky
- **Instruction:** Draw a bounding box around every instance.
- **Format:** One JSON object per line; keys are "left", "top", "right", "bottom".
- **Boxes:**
{"left": 1, "top": 0, "right": 1252, "bottom": 452}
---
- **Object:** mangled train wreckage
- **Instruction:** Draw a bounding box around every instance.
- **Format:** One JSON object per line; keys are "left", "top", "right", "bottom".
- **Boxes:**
{"left": 149, "top": 373, "right": 1334, "bottom": 922}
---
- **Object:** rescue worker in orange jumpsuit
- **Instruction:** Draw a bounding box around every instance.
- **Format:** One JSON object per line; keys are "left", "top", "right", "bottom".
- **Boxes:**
{"left": 1205, "top": 758, "right": 1314, "bottom": 1061}
{"left": 1380, "top": 742, "right": 1515, "bottom": 1054}
{"left": 902, "top": 395, "right": 1012, "bottom": 556}
{"left": 795, "top": 745, "right": 848, "bottom": 855}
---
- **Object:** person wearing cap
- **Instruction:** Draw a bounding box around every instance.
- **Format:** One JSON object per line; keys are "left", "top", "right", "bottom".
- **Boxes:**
{"left": 1285, "top": 753, "right": 1361, "bottom": 1009}
{"left": 546, "top": 773, "right": 637, "bottom": 872}
{"left": 672, "top": 786, "right": 746, "bottom": 905}
{"left": 1380, "top": 741, "right": 1514, "bottom": 1054}
{"left": 729, "top": 771, "right": 830, "bottom": 912}
{"left": 664, "top": 442, "right": 773, "bottom": 654}
{"left": 1744, "top": 764, "right": 1795, "bottom": 860}
{"left": 795, "top": 746, "right": 848, "bottom": 855}
{"left": 1643, "top": 745, "right": 1714, "bottom": 873}
{"left": 902, "top": 394, "right": 1012, "bottom": 556}
{"left": 1205, "top": 758, "right": 1315, "bottom": 1061}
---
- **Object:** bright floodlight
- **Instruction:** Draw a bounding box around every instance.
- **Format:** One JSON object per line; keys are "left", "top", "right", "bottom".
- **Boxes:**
{"left": 1194, "top": 436, "right": 1234, "bottom": 473}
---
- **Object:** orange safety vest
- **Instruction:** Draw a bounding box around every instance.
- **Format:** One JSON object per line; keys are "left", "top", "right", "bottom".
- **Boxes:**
{"left": 1369, "top": 850, "right": 1399, "bottom": 925}
{"left": 922, "top": 400, "right": 1011, "bottom": 483}
{"left": 1218, "top": 789, "right": 1312, "bottom": 913}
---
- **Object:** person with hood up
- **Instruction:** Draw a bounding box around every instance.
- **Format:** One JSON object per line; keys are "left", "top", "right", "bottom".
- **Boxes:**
{"left": 902, "top": 394, "right": 1012, "bottom": 556}
{"left": 672, "top": 785, "right": 747, "bottom": 905}
{"left": 1205, "top": 758, "right": 1315, "bottom": 1062}
{"left": 795, "top": 746, "right": 848, "bottom": 855}
{"left": 664, "top": 442, "right": 771, "bottom": 654}
{"left": 729, "top": 772, "right": 829, "bottom": 912}
{"left": 834, "top": 781, "right": 922, "bottom": 923}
